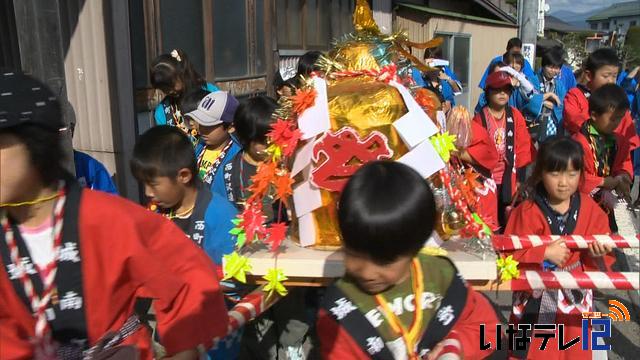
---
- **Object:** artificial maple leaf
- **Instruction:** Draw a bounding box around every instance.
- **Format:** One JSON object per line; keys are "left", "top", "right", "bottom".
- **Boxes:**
{"left": 430, "top": 131, "right": 457, "bottom": 163}
{"left": 464, "top": 168, "right": 483, "bottom": 191}
{"left": 291, "top": 87, "right": 317, "bottom": 115}
{"left": 241, "top": 204, "right": 266, "bottom": 244}
{"left": 273, "top": 171, "right": 294, "bottom": 201}
{"left": 456, "top": 174, "right": 477, "bottom": 208}
{"left": 265, "top": 222, "right": 288, "bottom": 252}
{"left": 248, "top": 162, "right": 278, "bottom": 200}
{"left": 267, "top": 119, "right": 302, "bottom": 157}
{"left": 266, "top": 143, "right": 283, "bottom": 162}
{"left": 262, "top": 267, "right": 288, "bottom": 299}
{"left": 222, "top": 251, "right": 252, "bottom": 283}
{"left": 229, "top": 217, "right": 248, "bottom": 248}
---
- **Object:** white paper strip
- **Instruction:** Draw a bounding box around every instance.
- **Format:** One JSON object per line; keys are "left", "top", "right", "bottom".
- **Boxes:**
{"left": 297, "top": 77, "right": 331, "bottom": 140}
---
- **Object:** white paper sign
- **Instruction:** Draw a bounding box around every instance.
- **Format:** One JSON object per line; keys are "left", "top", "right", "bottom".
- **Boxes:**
{"left": 298, "top": 213, "right": 317, "bottom": 247}
{"left": 292, "top": 180, "right": 323, "bottom": 217}
{"left": 297, "top": 77, "right": 331, "bottom": 140}
{"left": 390, "top": 81, "right": 438, "bottom": 149}
{"left": 397, "top": 138, "right": 445, "bottom": 178}
{"left": 291, "top": 139, "right": 315, "bottom": 177}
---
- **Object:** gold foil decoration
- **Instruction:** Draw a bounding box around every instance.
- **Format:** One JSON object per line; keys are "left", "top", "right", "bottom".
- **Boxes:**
{"left": 291, "top": 76, "right": 410, "bottom": 249}
{"left": 353, "top": 0, "right": 379, "bottom": 33}
{"left": 333, "top": 44, "right": 381, "bottom": 72}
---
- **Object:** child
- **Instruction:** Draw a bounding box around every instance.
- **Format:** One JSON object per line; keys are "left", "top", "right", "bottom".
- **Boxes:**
{"left": 224, "top": 96, "right": 279, "bottom": 212}
{"left": 451, "top": 107, "right": 500, "bottom": 231}
{"left": 571, "top": 84, "right": 633, "bottom": 232}
{"left": 474, "top": 60, "right": 536, "bottom": 115}
{"left": 468, "top": 71, "right": 535, "bottom": 229}
{"left": 130, "top": 125, "right": 237, "bottom": 270}
{"left": 317, "top": 161, "right": 499, "bottom": 359}
{"left": 563, "top": 47, "right": 639, "bottom": 149}
{"left": 525, "top": 47, "right": 568, "bottom": 143}
{"left": 181, "top": 90, "right": 242, "bottom": 198}
{"left": 504, "top": 137, "right": 614, "bottom": 360}
{"left": 0, "top": 72, "right": 227, "bottom": 359}
{"left": 151, "top": 49, "right": 219, "bottom": 143}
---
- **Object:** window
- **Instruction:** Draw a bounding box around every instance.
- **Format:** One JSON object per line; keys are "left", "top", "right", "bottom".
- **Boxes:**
{"left": 130, "top": 0, "right": 271, "bottom": 119}
{"left": 602, "top": 22, "right": 610, "bottom": 30}
{"left": 212, "top": 0, "right": 248, "bottom": 78}
{"left": 631, "top": 21, "right": 637, "bottom": 27}
{"left": 591, "top": 23, "right": 598, "bottom": 30}
{"left": 277, "top": 0, "right": 353, "bottom": 51}
{"left": 435, "top": 32, "right": 471, "bottom": 109}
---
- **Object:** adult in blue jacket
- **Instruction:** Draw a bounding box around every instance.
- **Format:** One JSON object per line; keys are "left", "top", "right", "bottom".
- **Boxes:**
{"left": 74, "top": 150, "right": 118, "bottom": 194}
{"left": 478, "top": 38, "right": 535, "bottom": 89}
{"left": 525, "top": 49, "right": 568, "bottom": 143}
{"left": 412, "top": 66, "right": 461, "bottom": 109}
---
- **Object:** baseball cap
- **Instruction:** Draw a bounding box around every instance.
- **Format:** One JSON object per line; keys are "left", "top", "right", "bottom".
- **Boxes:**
{"left": 0, "top": 71, "right": 63, "bottom": 131}
{"left": 186, "top": 91, "right": 239, "bottom": 127}
{"left": 484, "top": 71, "right": 513, "bottom": 92}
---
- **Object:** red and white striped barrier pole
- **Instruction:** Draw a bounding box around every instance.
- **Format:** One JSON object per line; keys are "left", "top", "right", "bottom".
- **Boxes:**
{"left": 492, "top": 234, "right": 639, "bottom": 252}
{"left": 509, "top": 271, "right": 639, "bottom": 291}
{"left": 212, "top": 286, "right": 281, "bottom": 348}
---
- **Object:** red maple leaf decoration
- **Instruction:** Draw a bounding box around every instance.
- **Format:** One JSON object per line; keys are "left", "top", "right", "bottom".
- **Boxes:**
{"left": 267, "top": 119, "right": 302, "bottom": 157}
{"left": 273, "top": 171, "right": 294, "bottom": 201}
{"left": 291, "top": 88, "right": 317, "bottom": 115}
{"left": 241, "top": 204, "right": 266, "bottom": 244}
{"left": 265, "top": 222, "right": 287, "bottom": 252}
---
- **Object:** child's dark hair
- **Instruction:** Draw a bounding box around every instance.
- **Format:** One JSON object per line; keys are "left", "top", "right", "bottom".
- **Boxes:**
{"left": 524, "top": 136, "right": 584, "bottom": 198}
{"left": 130, "top": 126, "right": 197, "bottom": 184}
{"left": 506, "top": 37, "right": 523, "bottom": 51}
{"left": 297, "top": 51, "right": 323, "bottom": 77}
{"left": 585, "top": 48, "right": 620, "bottom": 75}
{"left": 589, "top": 84, "right": 630, "bottom": 115}
{"left": 1, "top": 124, "right": 66, "bottom": 187}
{"left": 504, "top": 52, "right": 525, "bottom": 68}
{"left": 490, "top": 61, "right": 508, "bottom": 73}
{"left": 424, "top": 47, "right": 443, "bottom": 60}
{"left": 180, "top": 88, "right": 210, "bottom": 114}
{"left": 542, "top": 47, "right": 564, "bottom": 68}
{"left": 233, "top": 95, "right": 278, "bottom": 149}
{"left": 150, "top": 49, "right": 205, "bottom": 99}
{"left": 338, "top": 161, "right": 436, "bottom": 264}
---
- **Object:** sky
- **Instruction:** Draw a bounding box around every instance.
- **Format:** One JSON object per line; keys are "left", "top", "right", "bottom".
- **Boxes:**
{"left": 546, "top": 0, "right": 622, "bottom": 14}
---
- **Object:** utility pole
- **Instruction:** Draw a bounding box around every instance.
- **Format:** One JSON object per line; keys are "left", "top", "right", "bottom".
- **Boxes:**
{"left": 519, "top": 0, "right": 540, "bottom": 67}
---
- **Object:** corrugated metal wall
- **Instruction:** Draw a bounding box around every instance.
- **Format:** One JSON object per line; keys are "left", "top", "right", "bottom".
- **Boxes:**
{"left": 63, "top": 0, "right": 117, "bottom": 176}
{"left": 396, "top": 14, "right": 517, "bottom": 107}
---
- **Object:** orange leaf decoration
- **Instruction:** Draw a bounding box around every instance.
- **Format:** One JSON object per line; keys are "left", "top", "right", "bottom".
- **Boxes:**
{"left": 464, "top": 168, "right": 483, "bottom": 191}
{"left": 248, "top": 162, "right": 278, "bottom": 201}
{"left": 414, "top": 88, "right": 440, "bottom": 122}
{"left": 273, "top": 171, "right": 294, "bottom": 201}
{"left": 265, "top": 222, "right": 288, "bottom": 252}
{"left": 291, "top": 88, "right": 317, "bottom": 115}
{"left": 267, "top": 119, "right": 302, "bottom": 157}
{"left": 456, "top": 172, "right": 477, "bottom": 208}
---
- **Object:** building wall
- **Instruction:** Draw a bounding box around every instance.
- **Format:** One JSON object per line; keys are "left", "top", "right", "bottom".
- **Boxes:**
{"left": 63, "top": 0, "right": 117, "bottom": 177}
{"left": 589, "top": 16, "right": 640, "bottom": 34}
{"left": 396, "top": 13, "right": 517, "bottom": 108}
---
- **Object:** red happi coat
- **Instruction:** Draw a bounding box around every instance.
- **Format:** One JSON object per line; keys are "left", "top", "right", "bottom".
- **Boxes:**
{"left": 572, "top": 130, "right": 634, "bottom": 195}
{"left": 0, "top": 189, "right": 228, "bottom": 359}
{"left": 465, "top": 107, "right": 535, "bottom": 229}
{"left": 563, "top": 87, "right": 640, "bottom": 149}
{"left": 503, "top": 193, "right": 614, "bottom": 360}
{"left": 316, "top": 259, "right": 500, "bottom": 360}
